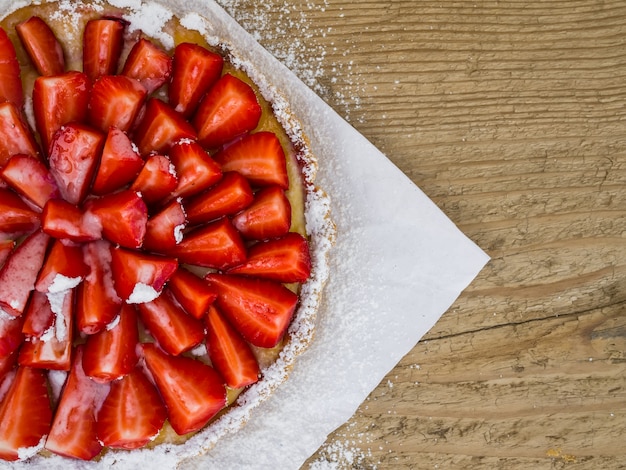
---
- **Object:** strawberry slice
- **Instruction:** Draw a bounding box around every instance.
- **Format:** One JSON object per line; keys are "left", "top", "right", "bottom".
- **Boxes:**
{"left": 212, "top": 131, "right": 289, "bottom": 189}
{"left": 35, "top": 239, "right": 88, "bottom": 293}
{"left": 0, "top": 312, "right": 24, "bottom": 357}
{"left": 0, "top": 187, "right": 40, "bottom": 238}
{"left": 227, "top": 232, "right": 311, "bottom": 283}
{"left": 82, "top": 18, "right": 126, "bottom": 82}
{"left": 0, "top": 230, "right": 50, "bottom": 317}
{"left": 0, "top": 240, "right": 15, "bottom": 268}
{"left": 96, "top": 367, "right": 167, "bottom": 449}
{"left": 32, "top": 71, "right": 90, "bottom": 155}
{"left": 168, "top": 139, "right": 222, "bottom": 200}
{"left": 168, "top": 217, "right": 246, "bottom": 269}
{"left": 48, "top": 122, "right": 105, "bottom": 205}
{"left": 110, "top": 246, "right": 177, "bottom": 304}
{"left": 88, "top": 75, "right": 147, "bottom": 133}
{"left": 185, "top": 171, "right": 254, "bottom": 226}
{"left": 21, "top": 290, "right": 53, "bottom": 337}
{"left": 92, "top": 127, "right": 144, "bottom": 195}
{"left": 169, "top": 42, "right": 223, "bottom": 117}
{"left": 0, "top": 366, "right": 52, "bottom": 461}
{"left": 0, "top": 27, "right": 24, "bottom": 108}
{"left": 15, "top": 16, "right": 64, "bottom": 76}
{"left": 82, "top": 303, "right": 139, "bottom": 382}
{"left": 44, "top": 346, "right": 110, "bottom": 460}
{"left": 133, "top": 98, "right": 196, "bottom": 156}
{"left": 137, "top": 290, "right": 205, "bottom": 356}
{"left": 206, "top": 273, "right": 298, "bottom": 348}
{"left": 41, "top": 198, "right": 102, "bottom": 243}
{"left": 205, "top": 304, "right": 259, "bottom": 389}
{"left": 130, "top": 154, "right": 178, "bottom": 205}
{"left": 143, "top": 198, "right": 187, "bottom": 252}
{"left": 122, "top": 38, "right": 172, "bottom": 94}
{"left": 0, "top": 102, "right": 40, "bottom": 167}
{"left": 86, "top": 190, "right": 148, "bottom": 249}
{"left": 193, "top": 73, "right": 262, "bottom": 149}
{"left": 141, "top": 342, "right": 226, "bottom": 435}
{"left": 167, "top": 267, "right": 217, "bottom": 320}
{"left": 232, "top": 185, "right": 291, "bottom": 240}
{"left": 0, "top": 351, "right": 16, "bottom": 385}
{"left": 1, "top": 154, "right": 60, "bottom": 209}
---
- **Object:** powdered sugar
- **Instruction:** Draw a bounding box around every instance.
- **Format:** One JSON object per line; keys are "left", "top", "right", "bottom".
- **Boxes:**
{"left": 47, "top": 274, "right": 82, "bottom": 294}
{"left": 126, "top": 282, "right": 159, "bottom": 304}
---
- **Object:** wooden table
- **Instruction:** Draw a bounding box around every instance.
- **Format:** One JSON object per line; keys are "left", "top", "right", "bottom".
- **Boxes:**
{"left": 218, "top": 1, "right": 626, "bottom": 468}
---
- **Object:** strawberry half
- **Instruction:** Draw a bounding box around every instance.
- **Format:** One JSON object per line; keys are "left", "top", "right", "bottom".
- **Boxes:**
{"left": 88, "top": 75, "right": 147, "bottom": 133}
{"left": 21, "top": 290, "right": 53, "bottom": 337}
{"left": 143, "top": 198, "right": 187, "bottom": 252}
{"left": 41, "top": 198, "right": 102, "bottom": 243}
{"left": 92, "top": 127, "right": 144, "bottom": 195}
{"left": 122, "top": 38, "right": 172, "bottom": 94}
{"left": 35, "top": 239, "right": 88, "bottom": 293}
{"left": 167, "top": 267, "right": 217, "bottom": 320}
{"left": 168, "top": 139, "right": 222, "bottom": 200}
{"left": 82, "top": 18, "right": 126, "bottom": 82}
{"left": 1, "top": 154, "right": 60, "bottom": 210}
{"left": 130, "top": 154, "right": 178, "bottom": 205}
{"left": 0, "top": 102, "right": 40, "bottom": 167}
{"left": 0, "top": 27, "right": 23, "bottom": 108}
{"left": 16, "top": 16, "right": 65, "bottom": 76}
{"left": 0, "top": 187, "right": 40, "bottom": 238}
{"left": 232, "top": 185, "right": 292, "bottom": 240}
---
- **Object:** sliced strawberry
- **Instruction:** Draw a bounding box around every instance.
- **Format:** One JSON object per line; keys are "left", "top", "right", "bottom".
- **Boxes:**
{"left": 0, "top": 351, "right": 16, "bottom": 384}
{"left": 143, "top": 198, "right": 187, "bottom": 252}
{"left": 0, "top": 187, "right": 40, "bottom": 238}
{"left": 110, "top": 246, "right": 177, "bottom": 304}
{"left": 0, "top": 27, "right": 23, "bottom": 108}
{"left": 15, "top": 16, "right": 64, "bottom": 76}
{"left": 168, "top": 217, "right": 246, "bottom": 269}
{"left": 169, "top": 42, "right": 223, "bottom": 117}
{"left": 0, "top": 312, "right": 24, "bottom": 357}
{"left": 167, "top": 267, "right": 217, "bottom": 320}
{"left": 0, "top": 366, "right": 51, "bottom": 461}
{"left": 35, "top": 239, "right": 88, "bottom": 293}
{"left": 48, "top": 122, "right": 104, "bottom": 205}
{"left": 44, "top": 346, "right": 110, "bottom": 460}
{"left": 185, "top": 171, "right": 254, "bottom": 226}
{"left": 137, "top": 290, "right": 205, "bottom": 356}
{"left": 21, "top": 290, "right": 53, "bottom": 337}
{"left": 0, "top": 240, "right": 15, "bottom": 268}
{"left": 82, "top": 18, "right": 126, "bottom": 82}
{"left": 85, "top": 190, "right": 147, "bottom": 249}
{"left": 227, "top": 232, "right": 311, "bottom": 283}
{"left": 130, "top": 154, "right": 178, "bottom": 205}
{"left": 141, "top": 342, "right": 226, "bottom": 435}
{"left": 96, "top": 367, "right": 166, "bottom": 449}
{"left": 133, "top": 98, "right": 196, "bottom": 156}
{"left": 205, "top": 304, "right": 259, "bottom": 389}
{"left": 193, "top": 73, "right": 262, "bottom": 149}
{"left": 82, "top": 304, "right": 139, "bottom": 383}
{"left": 213, "top": 131, "right": 289, "bottom": 189}
{"left": 92, "top": 128, "right": 143, "bottom": 195}
{"left": 76, "top": 240, "right": 122, "bottom": 335}
{"left": 1, "top": 154, "right": 60, "bottom": 209}
{"left": 122, "top": 38, "right": 172, "bottom": 94}
{"left": 32, "top": 71, "right": 90, "bottom": 155}
{"left": 88, "top": 75, "right": 147, "bottom": 133}
{"left": 0, "top": 230, "right": 50, "bottom": 317}
{"left": 232, "top": 185, "right": 291, "bottom": 240}
{"left": 206, "top": 273, "right": 298, "bottom": 348}
{"left": 41, "top": 198, "right": 102, "bottom": 243}
{"left": 0, "top": 102, "right": 39, "bottom": 167}
{"left": 168, "top": 139, "right": 222, "bottom": 200}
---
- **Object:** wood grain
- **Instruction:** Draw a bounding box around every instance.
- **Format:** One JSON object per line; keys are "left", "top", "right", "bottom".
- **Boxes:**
{"left": 219, "top": 0, "right": 626, "bottom": 468}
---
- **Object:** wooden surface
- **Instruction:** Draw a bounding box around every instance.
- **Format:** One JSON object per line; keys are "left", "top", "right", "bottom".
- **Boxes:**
{"left": 218, "top": 1, "right": 626, "bottom": 468}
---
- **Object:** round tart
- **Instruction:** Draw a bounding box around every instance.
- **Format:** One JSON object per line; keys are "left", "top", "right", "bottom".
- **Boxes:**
{"left": 0, "top": 0, "right": 333, "bottom": 465}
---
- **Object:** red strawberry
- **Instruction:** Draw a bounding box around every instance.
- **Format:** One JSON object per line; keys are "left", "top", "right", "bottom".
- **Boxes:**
{"left": 85, "top": 190, "right": 147, "bottom": 249}
{"left": 1, "top": 154, "right": 60, "bottom": 209}
{"left": 137, "top": 290, "right": 205, "bottom": 356}
{"left": 168, "top": 217, "right": 246, "bottom": 269}
{"left": 0, "top": 240, "right": 15, "bottom": 268}
{"left": 227, "top": 232, "right": 311, "bottom": 283}
{"left": 32, "top": 71, "right": 91, "bottom": 154}
{"left": 92, "top": 127, "right": 144, "bottom": 195}
{"left": 122, "top": 38, "right": 171, "bottom": 94}
{"left": 205, "top": 304, "right": 259, "bottom": 389}
{"left": 110, "top": 246, "right": 177, "bottom": 303}
{"left": 133, "top": 98, "right": 196, "bottom": 156}
{"left": 185, "top": 171, "right": 254, "bottom": 226}
{"left": 82, "top": 303, "right": 139, "bottom": 382}
{"left": 15, "top": 16, "right": 64, "bottom": 76}
{"left": 168, "top": 139, "right": 222, "bottom": 200}
{"left": 21, "top": 290, "right": 53, "bottom": 337}
{"left": 88, "top": 75, "right": 147, "bottom": 133}
{"left": 206, "top": 273, "right": 298, "bottom": 348}
{"left": 0, "top": 102, "right": 40, "bottom": 167}
{"left": 0, "top": 230, "right": 50, "bottom": 317}
{"left": 35, "top": 239, "right": 88, "bottom": 293}
{"left": 141, "top": 342, "right": 226, "bottom": 435}
{"left": 82, "top": 18, "right": 126, "bottom": 82}
{"left": 193, "top": 73, "right": 262, "bottom": 148}
{"left": 232, "top": 185, "right": 291, "bottom": 240}
{"left": 0, "top": 311, "right": 24, "bottom": 357}
{"left": 130, "top": 154, "right": 178, "bottom": 205}
{"left": 45, "top": 346, "right": 110, "bottom": 460}
{"left": 0, "top": 366, "right": 52, "bottom": 461}
{"left": 0, "top": 351, "right": 16, "bottom": 384}
{"left": 167, "top": 267, "right": 217, "bottom": 320}
{"left": 48, "top": 122, "right": 105, "bottom": 205}
{"left": 96, "top": 367, "right": 167, "bottom": 449}
{"left": 0, "top": 27, "right": 23, "bottom": 108}
{"left": 169, "top": 42, "right": 223, "bottom": 117}
{"left": 41, "top": 198, "right": 102, "bottom": 243}
{"left": 143, "top": 198, "right": 187, "bottom": 252}
{"left": 0, "top": 187, "right": 40, "bottom": 238}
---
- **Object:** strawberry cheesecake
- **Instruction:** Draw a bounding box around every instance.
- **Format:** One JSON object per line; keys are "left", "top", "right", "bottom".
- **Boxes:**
{"left": 0, "top": 0, "right": 332, "bottom": 464}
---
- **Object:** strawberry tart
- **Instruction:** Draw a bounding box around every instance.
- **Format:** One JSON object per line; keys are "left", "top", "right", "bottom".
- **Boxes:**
{"left": 0, "top": 0, "right": 333, "bottom": 465}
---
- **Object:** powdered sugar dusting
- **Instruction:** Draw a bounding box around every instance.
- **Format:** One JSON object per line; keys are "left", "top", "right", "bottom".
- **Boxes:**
{"left": 127, "top": 282, "right": 159, "bottom": 304}
{"left": 47, "top": 274, "right": 82, "bottom": 294}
